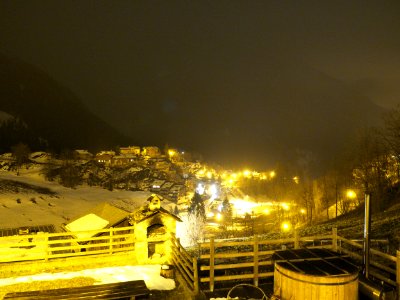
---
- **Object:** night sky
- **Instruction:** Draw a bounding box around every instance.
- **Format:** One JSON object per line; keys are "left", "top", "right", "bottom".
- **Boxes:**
{"left": 1, "top": 1, "right": 400, "bottom": 169}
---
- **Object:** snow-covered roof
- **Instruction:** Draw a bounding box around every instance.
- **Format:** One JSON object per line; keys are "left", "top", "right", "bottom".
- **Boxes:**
{"left": 65, "top": 213, "right": 109, "bottom": 239}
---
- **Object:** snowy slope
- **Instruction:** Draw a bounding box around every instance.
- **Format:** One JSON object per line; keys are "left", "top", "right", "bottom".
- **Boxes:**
{"left": 0, "top": 169, "right": 174, "bottom": 231}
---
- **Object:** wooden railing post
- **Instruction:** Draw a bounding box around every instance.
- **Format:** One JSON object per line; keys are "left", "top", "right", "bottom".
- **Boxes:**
{"left": 210, "top": 237, "right": 215, "bottom": 292}
{"left": 254, "top": 235, "right": 259, "bottom": 286}
{"left": 193, "top": 257, "right": 199, "bottom": 295}
{"left": 294, "top": 229, "right": 299, "bottom": 249}
{"left": 397, "top": 250, "right": 400, "bottom": 300}
{"left": 332, "top": 227, "right": 338, "bottom": 252}
{"left": 109, "top": 227, "right": 113, "bottom": 254}
{"left": 44, "top": 233, "right": 49, "bottom": 262}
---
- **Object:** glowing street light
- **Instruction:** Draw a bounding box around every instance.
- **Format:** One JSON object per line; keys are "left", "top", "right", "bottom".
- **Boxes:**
{"left": 269, "top": 171, "right": 276, "bottom": 179}
{"left": 168, "top": 149, "right": 176, "bottom": 157}
{"left": 346, "top": 190, "right": 356, "bottom": 199}
{"left": 281, "top": 221, "right": 291, "bottom": 232}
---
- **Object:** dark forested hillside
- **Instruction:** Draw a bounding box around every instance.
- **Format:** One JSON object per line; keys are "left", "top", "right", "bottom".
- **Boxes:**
{"left": 0, "top": 54, "right": 131, "bottom": 152}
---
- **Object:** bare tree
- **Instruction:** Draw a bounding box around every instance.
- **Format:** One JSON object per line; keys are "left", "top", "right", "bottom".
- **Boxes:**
{"left": 11, "top": 143, "right": 30, "bottom": 175}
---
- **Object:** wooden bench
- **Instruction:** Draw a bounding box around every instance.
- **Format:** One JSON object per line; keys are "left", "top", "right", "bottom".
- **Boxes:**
{"left": 4, "top": 279, "right": 150, "bottom": 299}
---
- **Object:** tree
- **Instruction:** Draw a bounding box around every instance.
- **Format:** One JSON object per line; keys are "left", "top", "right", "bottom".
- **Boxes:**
{"left": 185, "top": 192, "right": 206, "bottom": 247}
{"left": 352, "top": 127, "right": 391, "bottom": 212}
{"left": 11, "top": 143, "right": 30, "bottom": 174}
{"left": 188, "top": 192, "right": 206, "bottom": 221}
{"left": 220, "top": 197, "right": 233, "bottom": 225}
{"left": 59, "top": 150, "right": 82, "bottom": 188}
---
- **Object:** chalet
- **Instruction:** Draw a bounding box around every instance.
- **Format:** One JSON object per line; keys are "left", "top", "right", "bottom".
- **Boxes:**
{"left": 151, "top": 179, "right": 165, "bottom": 191}
{"left": 95, "top": 151, "right": 115, "bottom": 164}
{"left": 112, "top": 154, "right": 137, "bottom": 166}
{"left": 141, "top": 146, "right": 160, "bottom": 158}
{"left": 129, "top": 194, "right": 181, "bottom": 264}
{"left": 120, "top": 146, "right": 141, "bottom": 156}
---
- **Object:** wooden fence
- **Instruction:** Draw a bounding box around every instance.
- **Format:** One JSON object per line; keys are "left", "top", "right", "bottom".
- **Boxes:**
{"left": 0, "top": 226, "right": 136, "bottom": 263}
{"left": 1, "top": 226, "right": 399, "bottom": 298}
{"left": 198, "top": 228, "right": 400, "bottom": 294}
{"left": 170, "top": 234, "right": 199, "bottom": 294}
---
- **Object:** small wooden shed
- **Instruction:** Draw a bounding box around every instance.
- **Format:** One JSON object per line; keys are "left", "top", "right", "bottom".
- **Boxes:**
{"left": 129, "top": 194, "right": 181, "bottom": 264}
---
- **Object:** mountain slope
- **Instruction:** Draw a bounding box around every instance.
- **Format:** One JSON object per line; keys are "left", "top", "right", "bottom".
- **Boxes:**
{"left": 128, "top": 53, "right": 386, "bottom": 171}
{"left": 0, "top": 54, "right": 130, "bottom": 152}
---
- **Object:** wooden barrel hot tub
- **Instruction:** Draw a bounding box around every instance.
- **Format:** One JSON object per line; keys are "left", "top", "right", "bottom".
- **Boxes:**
{"left": 272, "top": 248, "right": 359, "bottom": 300}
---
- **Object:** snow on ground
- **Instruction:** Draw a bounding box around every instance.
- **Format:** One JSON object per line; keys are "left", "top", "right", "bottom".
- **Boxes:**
{"left": 0, "top": 265, "right": 175, "bottom": 290}
{"left": 0, "top": 169, "right": 174, "bottom": 230}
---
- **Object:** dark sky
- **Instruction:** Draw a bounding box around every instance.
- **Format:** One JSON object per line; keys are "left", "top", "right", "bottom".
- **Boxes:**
{"left": 1, "top": 1, "right": 400, "bottom": 168}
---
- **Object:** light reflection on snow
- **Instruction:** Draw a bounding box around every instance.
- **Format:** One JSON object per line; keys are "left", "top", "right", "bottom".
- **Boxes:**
{"left": 0, "top": 265, "right": 175, "bottom": 290}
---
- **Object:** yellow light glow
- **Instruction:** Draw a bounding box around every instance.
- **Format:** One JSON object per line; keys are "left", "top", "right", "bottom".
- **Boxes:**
{"left": 270, "top": 171, "right": 276, "bottom": 178}
{"left": 281, "top": 221, "right": 291, "bottom": 232}
{"left": 197, "top": 169, "right": 205, "bottom": 176}
{"left": 281, "top": 203, "right": 290, "bottom": 211}
{"left": 231, "top": 173, "right": 238, "bottom": 179}
{"left": 346, "top": 190, "right": 356, "bottom": 199}
{"left": 293, "top": 176, "right": 299, "bottom": 184}
{"left": 207, "top": 172, "right": 212, "bottom": 179}
{"left": 216, "top": 213, "right": 222, "bottom": 221}
{"left": 230, "top": 199, "right": 258, "bottom": 215}
{"left": 300, "top": 208, "right": 306, "bottom": 214}
{"left": 263, "top": 208, "right": 270, "bottom": 215}
{"left": 243, "top": 170, "right": 251, "bottom": 177}
{"left": 168, "top": 149, "right": 175, "bottom": 157}
{"left": 206, "top": 212, "right": 215, "bottom": 218}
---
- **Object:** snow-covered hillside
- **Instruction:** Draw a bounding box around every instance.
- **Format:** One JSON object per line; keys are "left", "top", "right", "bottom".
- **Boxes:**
{"left": 0, "top": 168, "right": 175, "bottom": 231}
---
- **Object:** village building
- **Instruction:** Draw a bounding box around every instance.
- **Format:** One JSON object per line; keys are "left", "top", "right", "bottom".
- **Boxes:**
{"left": 95, "top": 151, "right": 116, "bottom": 164}
{"left": 141, "top": 146, "right": 161, "bottom": 158}
{"left": 120, "top": 146, "right": 141, "bottom": 156}
{"left": 112, "top": 154, "right": 137, "bottom": 166}
{"left": 129, "top": 194, "right": 181, "bottom": 264}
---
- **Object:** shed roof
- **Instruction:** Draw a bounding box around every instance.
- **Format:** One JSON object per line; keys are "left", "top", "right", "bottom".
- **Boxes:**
{"left": 65, "top": 202, "right": 130, "bottom": 231}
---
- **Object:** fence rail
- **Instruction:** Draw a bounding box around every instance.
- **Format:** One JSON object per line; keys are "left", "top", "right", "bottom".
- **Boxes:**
{"left": 0, "top": 226, "right": 136, "bottom": 263}
{"left": 198, "top": 228, "right": 399, "bottom": 293}
{"left": 1, "top": 226, "right": 399, "bottom": 298}
{"left": 170, "top": 234, "right": 199, "bottom": 294}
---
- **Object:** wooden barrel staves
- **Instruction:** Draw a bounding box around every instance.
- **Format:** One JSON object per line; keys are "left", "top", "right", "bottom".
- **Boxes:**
{"left": 272, "top": 249, "right": 359, "bottom": 300}
{"left": 160, "top": 264, "right": 175, "bottom": 279}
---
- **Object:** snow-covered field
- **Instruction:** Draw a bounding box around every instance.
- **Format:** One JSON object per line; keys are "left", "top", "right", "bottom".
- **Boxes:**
{"left": 0, "top": 168, "right": 179, "bottom": 296}
{"left": 0, "top": 167, "right": 174, "bottom": 230}
{"left": 0, "top": 265, "right": 175, "bottom": 290}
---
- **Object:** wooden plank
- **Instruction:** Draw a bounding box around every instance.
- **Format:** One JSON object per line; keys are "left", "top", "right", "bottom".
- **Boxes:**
{"left": 200, "top": 240, "right": 255, "bottom": 248}
{"left": 172, "top": 254, "right": 194, "bottom": 290}
{"left": 294, "top": 230, "right": 299, "bottom": 249}
{"left": 201, "top": 250, "right": 273, "bottom": 259}
{"left": 370, "top": 248, "right": 396, "bottom": 263}
{"left": 200, "top": 272, "right": 274, "bottom": 283}
{"left": 171, "top": 251, "right": 194, "bottom": 281}
{"left": 397, "top": 250, "right": 400, "bottom": 300}
{"left": 171, "top": 242, "right": 192, "bottom": 265}
{"left": 369, "top": 269, "right": 397, "bottom": 287}
{"left": 210, "top": 237, "right": 215, "bottom": 292}
{"left": 332, "top": 228, "right": 338, "bottom": 252}
{"left": 193, "top": 257, "right": 199, "bottom": 294}
{"left": 254, "top": 235, "right": 259, "bottom": 286}
{"left": 338, "top": 236, "right": 363, "bottom": 249}
{"left": 4, "top": 280, "right": 150, "bottom": 299}
{"left": 200, "top": 260, "right": 273, "bottom": 271}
